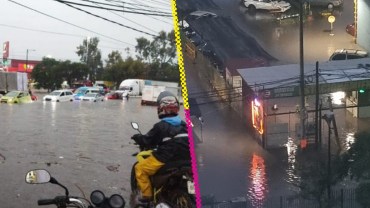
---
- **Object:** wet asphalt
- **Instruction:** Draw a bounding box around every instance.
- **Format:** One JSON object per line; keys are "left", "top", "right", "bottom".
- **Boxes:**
{"left": 0, "top": 97, "right": 184, "bottom": 207}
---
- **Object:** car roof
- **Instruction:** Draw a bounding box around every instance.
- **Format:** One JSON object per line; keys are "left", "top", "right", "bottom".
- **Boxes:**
{"left": 333, "top": 49, "right": 368, "bottom": 56}
{"left": 53, "top": 89, "right": 72, "bottom": 92}
{"left": 189, "top": 11, "right": 218, "bottom": 18}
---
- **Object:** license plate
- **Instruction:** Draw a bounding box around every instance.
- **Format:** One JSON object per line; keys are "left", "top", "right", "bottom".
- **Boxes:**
{"left": 187, "top": 181, "right": 195, "bottom": 194}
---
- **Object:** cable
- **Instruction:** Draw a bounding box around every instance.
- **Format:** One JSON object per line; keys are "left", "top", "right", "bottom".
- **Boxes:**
{"left": 81, "top": 0, "right": 171, "bottom": 13}
{"left": 7, "top": 0, "right": 135, "bottom": 46}
{"left": 54, "top": 0, "right": 158, "bottom": 36}
{"left": 54, "top": 0, "right": 172, "bottom": 16}
{"left": 87, "top": 0, "right": 158, "bottom": 33}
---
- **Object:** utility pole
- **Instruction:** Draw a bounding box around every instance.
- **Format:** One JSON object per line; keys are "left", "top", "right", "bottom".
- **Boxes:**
{"left": 299, "top": 0, "right": 306, "bottom": 143}
{"left": 315, "top": 62, "right": 319, "bottom": 149}
{"left": 25, "top": 49, "right": 35, "bottom": 91}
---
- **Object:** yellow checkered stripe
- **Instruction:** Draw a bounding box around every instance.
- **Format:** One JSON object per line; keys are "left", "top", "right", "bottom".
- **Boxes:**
{"left": 170, "top": 0, "right": 189, "bottom": 110}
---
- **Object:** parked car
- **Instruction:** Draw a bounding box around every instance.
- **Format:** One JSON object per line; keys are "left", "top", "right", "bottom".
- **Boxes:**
{"left": 43, "top": 90, "right": 74, "bottom": 102}
{"left": 346, "top": 23, "right": 355, "bottom": 36}
{"left": 243, "top": 0, "right": 291, "bottom": 13}
{"left": 0, "top": 91, "right": 32, "bottom": 104}
{"left": 73, "top": 87, "right": 103, "bottom": 100}
{"left": 329, "top": 49, "right": 368, "bottom": 61}
{"left": 105, "top": 92, "right": 122, "bottom": 100}
{"left": 304, "top": 0, "right": 343, "bottom": 9}
{"left": 81, "top": 93, "right": 104, "bottom": 102}
{"left": 188, "top": 11, "right": 218, "bottom": 19}
{"left": 94, "top": 83, "right": 110, "bottom": 94}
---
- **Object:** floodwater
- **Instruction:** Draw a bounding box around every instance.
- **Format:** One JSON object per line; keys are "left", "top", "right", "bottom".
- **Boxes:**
{"left": 0, "top": 96, "right": 184, "bottom": 208}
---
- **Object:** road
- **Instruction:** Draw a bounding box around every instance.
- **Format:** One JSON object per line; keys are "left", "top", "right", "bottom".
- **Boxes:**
{"left": 179, "top": 0, "right": 361, "bottom": 65}
{"left": 0, "top": 97, "right": 185, "bottom": 207}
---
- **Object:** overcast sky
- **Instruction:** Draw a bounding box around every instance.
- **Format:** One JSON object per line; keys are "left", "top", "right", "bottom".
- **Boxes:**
{"left": 0, "top": 0, "right": 174, "bottom": 62}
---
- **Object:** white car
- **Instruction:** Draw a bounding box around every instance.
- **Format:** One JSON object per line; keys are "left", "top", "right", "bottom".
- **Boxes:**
{"left": 43, "top": 90, "right": 74, "bottom": 102}
{"left": 81, "top": 93, "right": 104, "bottom": 102}
{"left": 243, "top": 0, "right": 291, "bottom": 13}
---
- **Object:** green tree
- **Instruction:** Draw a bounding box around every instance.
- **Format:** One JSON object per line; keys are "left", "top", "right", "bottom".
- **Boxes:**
{"left": 60, "top": 61, "right": 89, "bottom": 86}
{"left": 31, "top": 58, "right": 89, "bottom": 91}
{"left": 31, "top": 57, "right": 61, "bottom": 91}
{"left": 103, "top": 57, "right": 147, "bottom": 89}
{"left": 105, "top": 50, "right": 123, "bottom": 69}
{"left": 135, "top": 30, "right": 177, "bottom": 65}
{"left": 76, "top": 37, "right": 103, "bottom": 81}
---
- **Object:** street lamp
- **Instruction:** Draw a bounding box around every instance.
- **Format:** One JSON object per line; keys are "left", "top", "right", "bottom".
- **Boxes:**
{"left": 25, "top": 49, "right": 35, "bottom": 91}
{"left": 322, "top": 111, "right": 334, "bottom": 205}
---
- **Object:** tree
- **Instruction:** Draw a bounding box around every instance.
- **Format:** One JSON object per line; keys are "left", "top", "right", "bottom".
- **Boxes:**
{"left": 76, "top": 37, "right": 103, "bottom": 81}
{"left": 31, "top": 58, "right": 89, "bottom": 91}
{"left": 135, "top": 30, "right": 177, "bottom": 65}
{"left": 103, "top": 57, "right": 147, "bottom": 89}
{"left": 31, "top": 57, "right": 61, "bottom": 91}
{"left": 105, "top": 50, "right": 123, "bottom": 69}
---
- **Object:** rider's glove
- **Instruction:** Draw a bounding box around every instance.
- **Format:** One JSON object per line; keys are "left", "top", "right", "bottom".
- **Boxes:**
{"left": 131, "top": 134, "right": 142, "bottom": 144}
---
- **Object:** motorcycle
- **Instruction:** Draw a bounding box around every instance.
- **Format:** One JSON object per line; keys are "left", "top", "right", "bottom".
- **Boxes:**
{"left": 129, "top": 122, "right": 196, "bottom": 208}
{"left": 25, "top": 169, "right": 125, "bottom": 208}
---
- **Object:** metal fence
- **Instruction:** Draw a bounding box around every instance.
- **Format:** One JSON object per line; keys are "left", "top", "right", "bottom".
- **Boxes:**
{"left": 201, "top": 189, "right": 360, "bottom": 208}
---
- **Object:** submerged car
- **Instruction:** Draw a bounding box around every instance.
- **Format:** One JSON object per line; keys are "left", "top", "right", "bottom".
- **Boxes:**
{"left": 0, "top": 91, "right": 32, "bottom": 104}
{"left": 43, "top": 90, "right": 74, "bottom": 102}
{"left": 81, "top": 93, "right": 104, "bottom": 102}
{"left": 106, "top": 92, "right": 122, "bottom": 100}
{"left": 243, "top": 0, "right": 291, "bottom": 13}
{"left": 329, "top": 49, "right": 368, "bottom": 61}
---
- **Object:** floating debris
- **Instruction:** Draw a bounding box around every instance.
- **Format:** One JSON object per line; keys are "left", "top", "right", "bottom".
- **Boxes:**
{"left": 106, "top": 164, "right": 120, "bottom": 172}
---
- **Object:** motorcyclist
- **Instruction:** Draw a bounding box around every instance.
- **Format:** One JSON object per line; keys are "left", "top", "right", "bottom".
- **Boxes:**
{"left": 131, "top": 91, "right": 191, "bottom": 202}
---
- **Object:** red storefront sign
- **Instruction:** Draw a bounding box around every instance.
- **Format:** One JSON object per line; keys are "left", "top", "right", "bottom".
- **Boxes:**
{"left": 18, "top": 63, "right": 35, "bottom": 72}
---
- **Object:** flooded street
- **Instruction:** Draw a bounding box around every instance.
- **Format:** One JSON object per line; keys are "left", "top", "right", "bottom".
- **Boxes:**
{"left": 0, "top": 96, "right": 184, "bottom": 207}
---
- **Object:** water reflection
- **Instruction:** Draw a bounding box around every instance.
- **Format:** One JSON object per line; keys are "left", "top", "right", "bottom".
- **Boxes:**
{"left": 247, "top": 153, "right": 267, "bottom": 207}
{"left": 285, "top": 137, "right": 298, "bottom": 184}
{"left": 344, "top": 132, "right": 355, "bottom": 151}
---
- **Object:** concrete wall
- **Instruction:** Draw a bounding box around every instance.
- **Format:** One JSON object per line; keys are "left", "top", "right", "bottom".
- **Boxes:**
{"left": 358, "top": 0, "right": 370, "bottom": 52}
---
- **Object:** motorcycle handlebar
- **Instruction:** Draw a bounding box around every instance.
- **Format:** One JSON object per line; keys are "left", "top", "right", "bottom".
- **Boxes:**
{"left": 38, "top": 199, "right": 56, "bottom": 206}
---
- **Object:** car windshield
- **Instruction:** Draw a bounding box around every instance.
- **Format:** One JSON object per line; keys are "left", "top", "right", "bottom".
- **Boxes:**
{"left": 119, "top": 86, "right": 131, "bottom": 90}
{"left": 5, "top": 91, "right": 19, "bottom": 97}
{"left": 75, "top": 89, "right": 87, "bottom": 94}
{"left": 49, "top": 91, "right": 61, "bottom": 96}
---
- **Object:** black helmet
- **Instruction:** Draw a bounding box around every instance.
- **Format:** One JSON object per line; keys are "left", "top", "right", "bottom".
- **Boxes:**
{"left": 157, "top": 91, "right": 179, "bottom": 119}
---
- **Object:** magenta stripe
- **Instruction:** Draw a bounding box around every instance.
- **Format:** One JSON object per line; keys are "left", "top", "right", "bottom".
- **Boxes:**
{"left": 184, "top": 109, "right": 202, "bottom": 207}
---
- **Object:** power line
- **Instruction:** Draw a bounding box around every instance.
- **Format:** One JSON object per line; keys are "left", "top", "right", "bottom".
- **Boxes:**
{"left": 79, "top": 0, "right": 171, "bottom": 14}
{"left": 54, "top": 0, "right": 158, "bottom": 36}
{"left": 127, "top": 0, "right": 173, "bottom": 25}
{"left": 7, "top": 0, "right": 135, "bottom": 46}
{"left": 54, "top": 0, "right": 172, "bottom": 16}
{"left": 104, "top": 0, "right": 170, "bottom": 11}
{"left": 87, "top": 0, "right": 159, "bottom": 33}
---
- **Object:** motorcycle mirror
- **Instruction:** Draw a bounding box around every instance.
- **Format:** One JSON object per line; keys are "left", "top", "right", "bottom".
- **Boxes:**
{"left": 131, "top": 122, "right": 139, "bottom": 130}
{"left": 25, "top": 169, "right": 51, "bottom": 184}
